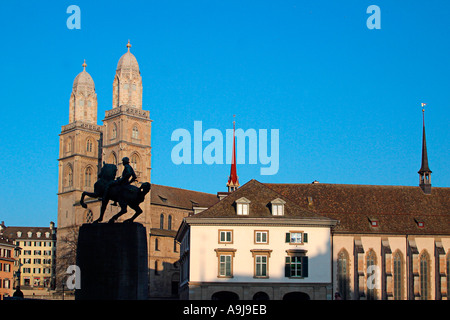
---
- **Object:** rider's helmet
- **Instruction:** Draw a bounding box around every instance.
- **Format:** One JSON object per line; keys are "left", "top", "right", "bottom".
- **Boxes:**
{"left": 122, "top": 157, "right": 130, "bottom": 164}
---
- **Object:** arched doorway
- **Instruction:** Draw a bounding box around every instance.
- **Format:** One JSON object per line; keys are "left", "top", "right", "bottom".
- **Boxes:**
{"left": 253, "top": 292, "right": 270, "bottom": 300}
{"left": 211, "top": 291, "right": 239, "bottom": 300}
{"left": 283, "top": 292, "right": 310, "bottom": 300}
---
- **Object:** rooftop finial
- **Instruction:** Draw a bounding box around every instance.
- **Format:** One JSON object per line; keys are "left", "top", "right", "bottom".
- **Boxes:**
{"left": 127, "top": 40, "right": 132, "bottom": 51}
{"left": 82, "top": 59, "right": 87, "bottom": 71}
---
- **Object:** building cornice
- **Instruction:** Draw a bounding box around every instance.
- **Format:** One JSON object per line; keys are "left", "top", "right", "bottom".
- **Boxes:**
{"left": 184, "top": 217, "right": 338, "bottom": 227}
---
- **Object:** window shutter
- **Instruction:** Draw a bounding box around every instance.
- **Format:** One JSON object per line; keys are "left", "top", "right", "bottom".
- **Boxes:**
{"left": 303, "top": 233, "right": 308, "bottom": 243}
{"left": 302, "top": 256, "right": 308, "bottom": 277}
{"left": 285, "top": 233, "right": 290, "bottom": 243}
{"left": 285, "top": 257, "right": 291, "bottom": 277}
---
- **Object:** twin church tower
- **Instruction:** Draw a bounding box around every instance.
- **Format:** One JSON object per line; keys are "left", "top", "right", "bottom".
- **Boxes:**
{"left": 57, "top": 41, "right": 152, "bottom": 243}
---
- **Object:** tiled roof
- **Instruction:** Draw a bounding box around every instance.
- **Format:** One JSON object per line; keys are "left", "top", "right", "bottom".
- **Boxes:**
{"left": 191, "top": 179, "right": 335, "bottom": 223}
{"left": 1, "top": 226, "right": 56, "bottom": 241}
{"left": 150, "top": 184, "right": 219, "bottom": 210}
{"left": 265, "top": 183, "right": 450, "bottom": 235}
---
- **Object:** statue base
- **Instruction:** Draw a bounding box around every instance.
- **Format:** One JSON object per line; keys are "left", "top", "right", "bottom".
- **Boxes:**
{"left": 75, "top": 222, "right": 148, "bottom": 300}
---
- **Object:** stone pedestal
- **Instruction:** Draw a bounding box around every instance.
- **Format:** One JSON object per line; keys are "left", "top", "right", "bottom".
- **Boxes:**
{"left": 75, "top": 222, "right": 148, "bottom": 300}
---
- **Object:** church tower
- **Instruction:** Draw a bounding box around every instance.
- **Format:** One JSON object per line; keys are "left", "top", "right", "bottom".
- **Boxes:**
{"left": 102, "top": 41, "right": 152, "bottom": 186}
{"left": 57, "top": 61, "right": 102, "bottom": 229}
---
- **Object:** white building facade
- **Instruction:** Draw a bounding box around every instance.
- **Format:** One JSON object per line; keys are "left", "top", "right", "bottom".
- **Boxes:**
{"left": 176, "top": 180, "right": 337, "bottom": 300}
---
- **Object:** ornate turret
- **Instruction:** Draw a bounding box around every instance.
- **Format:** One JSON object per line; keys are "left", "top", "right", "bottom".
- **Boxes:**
{"left": 112, "top": 40, "right": 143, "bottom": 109}
{"left": 69, "top": 60, "right": 98, "bottom": 124}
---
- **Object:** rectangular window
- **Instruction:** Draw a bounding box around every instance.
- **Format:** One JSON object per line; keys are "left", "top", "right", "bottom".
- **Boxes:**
{"left": 219, "top": 255, "right": 232, "bottom": 277}
{"left": 237, "top": 203, "right": 249, "bottom": 215}
{"left": 219, "top": 230, "right": 233, "bottom": 244}
{"left": 255, "top": 231, "right": 268, "bottom": 244}
{"left": 272, "top": 204, "right": 284, "bottom": 216}
{"left": 286, "top": 232, "right": 308, "bottom": 244}
{"left": 285, "top": 256, "right": 309, "bottom": 278}
{"left": 255, "top": 255, "right": 267, "bottom": 277}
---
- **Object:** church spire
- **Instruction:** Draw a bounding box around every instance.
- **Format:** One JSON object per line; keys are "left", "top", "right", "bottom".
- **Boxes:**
{"left": 227, "top": 115, "right": 239, "bottom": 192}
{"left": 418, "top": 103, "right": 432, "bottom": 194}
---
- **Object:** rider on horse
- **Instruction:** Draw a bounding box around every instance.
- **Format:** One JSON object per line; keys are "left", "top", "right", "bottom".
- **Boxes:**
{"left": 104, "top": 157, "right": 137, "bottom": 205}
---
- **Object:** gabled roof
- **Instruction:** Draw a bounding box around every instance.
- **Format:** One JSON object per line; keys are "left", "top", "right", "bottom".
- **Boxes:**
{"left": 190, "top": 179, "right": 335, "bottom": 222}
{"left": 265, "top": 183, "right": 450, "bottom": 235}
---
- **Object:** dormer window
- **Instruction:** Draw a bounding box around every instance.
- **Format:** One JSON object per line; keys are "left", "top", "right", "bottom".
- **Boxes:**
{"left": 17, "top": 231, "right": 22, "bottom": 238}
{"left": 37, "top": 232, "right": 41, "bottom": 238}
{"left": 271, "top": 198, "right": 286, "bottom": 216}
{"left": 235, "top": 197, "right": 251, "bottom": 215}
{"left": 27, "top": 231, "right": 32, "bottom": 238}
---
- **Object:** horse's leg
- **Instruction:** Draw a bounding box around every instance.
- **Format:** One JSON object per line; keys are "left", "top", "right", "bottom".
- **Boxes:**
{"left": 108, "top": 203, "right": 127, "bottom": 223}
{"left": 93, "top": 199, "right": 108, "bottom": 223}
{"left": 124, "top": 204, "right": 143, "bottom": 223}
{"left": 80, "top": 191, "right": 99, "bottom": 208}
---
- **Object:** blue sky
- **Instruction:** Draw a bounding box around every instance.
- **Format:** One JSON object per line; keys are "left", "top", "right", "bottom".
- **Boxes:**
{"left": 0, "top": 1, "right": 449, "bottom": 226}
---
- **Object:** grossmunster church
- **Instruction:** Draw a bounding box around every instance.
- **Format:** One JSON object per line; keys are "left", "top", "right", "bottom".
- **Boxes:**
{"left": 57, "top": 42, "right": 450, "bottom": 300}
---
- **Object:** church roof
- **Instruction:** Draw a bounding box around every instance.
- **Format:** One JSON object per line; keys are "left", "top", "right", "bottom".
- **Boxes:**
{"left": 150, "top": 184, "right": 219, "bottom": 210}
{"left": 265, "top": 183, "right": 450, "bottom": 235}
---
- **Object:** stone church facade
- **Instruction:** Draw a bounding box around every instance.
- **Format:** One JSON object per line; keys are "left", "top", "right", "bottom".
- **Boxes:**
{"left": 56, "top": 42, "right": 218, "bottom": 298}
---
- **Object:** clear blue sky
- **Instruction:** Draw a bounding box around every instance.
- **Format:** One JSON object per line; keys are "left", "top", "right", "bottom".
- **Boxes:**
{"left": 0, "top": 1, "right": 449, "bottom": 226}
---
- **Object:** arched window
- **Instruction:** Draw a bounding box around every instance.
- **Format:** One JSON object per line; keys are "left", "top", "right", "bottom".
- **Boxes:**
{"left": 131, "top": 153, "right": 139, "bottom": 171}
{"left": 168, "top": 215, "right": 172, "bottom": 231}
{"left": 393, "top": 251, "right": 403, "bottom": 300}
{"left": 108, "top": 152, "right": 118, "bottom": 165}
{"left": 366, "top": 250, "right": 377, "bottom": 300}
{"left": 67, "top": 138, "right": 72, "bottom": 153}
{"left": 112, "top": 123, "right": 117, "bottom": 139}
{"left": 86, "top": 138, "right": 93, "bottom": 152}
{"left": 132, "top": 126, "right": 139, "bottom": 139}
{"left": 85, "top": 210, "right": 93, "bottom": 223}
{"left": 420, "top": 251, "right": 430, "bottom": 300}
{"left": 337, "top": 249, "right": 350, "bottom": 300}
{"left": 66, "top": 165, "right": 73, "bottom": 188}
{"left": 84, "top": 167, "right": 92, "bottom": 187}
{"left": 160, "top": 214, "right": 164, "bottom": 229}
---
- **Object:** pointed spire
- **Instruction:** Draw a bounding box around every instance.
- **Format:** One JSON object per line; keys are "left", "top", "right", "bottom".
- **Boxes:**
{"left": 418, "top": 104, "right": 432, "bottom": 194}
{"left": 227, "top": 115, "right": 240, "bottom": 192}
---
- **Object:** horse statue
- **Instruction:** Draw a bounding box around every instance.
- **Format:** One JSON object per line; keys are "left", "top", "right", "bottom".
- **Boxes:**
{"left": 80, "top": 162, "right": 151, "bottom": 224}
{"left": 80, "top": 162, "right": 117, "bottom": 209}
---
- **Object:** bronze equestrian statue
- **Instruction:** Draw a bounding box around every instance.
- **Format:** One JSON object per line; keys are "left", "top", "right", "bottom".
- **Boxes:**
{"left": 80, "top": 158, "right": 151, "bottom": 223}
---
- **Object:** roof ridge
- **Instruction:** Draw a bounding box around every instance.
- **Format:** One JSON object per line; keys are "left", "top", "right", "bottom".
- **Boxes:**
{"left": 152, "top": 183, "right": 216, "bottom": 196}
